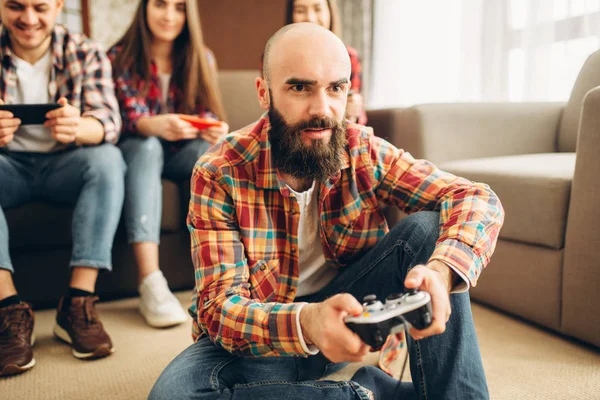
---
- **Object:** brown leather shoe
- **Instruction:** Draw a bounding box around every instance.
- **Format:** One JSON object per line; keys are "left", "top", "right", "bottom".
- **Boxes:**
{"left": 53, "top": 296, "right": 114, "bottom": 359}
{"left": 0, "top": 302, "right": 35, "bottom": 376}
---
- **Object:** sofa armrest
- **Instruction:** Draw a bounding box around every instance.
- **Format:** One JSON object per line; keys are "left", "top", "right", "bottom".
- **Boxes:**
{"left": 562, "top": 86, "right": 600, "bottom": 347}
{"left": 367, "top": 103, "right": 564, "bottom": 164}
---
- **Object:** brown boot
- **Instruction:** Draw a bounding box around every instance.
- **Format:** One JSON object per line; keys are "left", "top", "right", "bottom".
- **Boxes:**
{"left": 54, "top": 296, "right": 114, "bottom": 359}
{"left": 0, "top": 302, "right": 35, "bottom": 376}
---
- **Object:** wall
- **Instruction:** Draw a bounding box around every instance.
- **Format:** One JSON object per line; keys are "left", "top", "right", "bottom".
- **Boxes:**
{"left": 88, "top": 0, "right": 286, "bottom": 70}
{"left": 197, "top": 0, "right": 286, "bottom": 70}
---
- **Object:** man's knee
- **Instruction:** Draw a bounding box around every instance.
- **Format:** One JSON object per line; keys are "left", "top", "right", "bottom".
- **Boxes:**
{"left": 82, "top": 144, "right": 126, "bottom": 183}
{"left": 149, "top": 360, "right": 219, "bottom": 400}
{"left": 390, "top": 211, "right": 440, "bottom": 261}
{"left": 149, "top": 340, "right": 226, "bottom": 400}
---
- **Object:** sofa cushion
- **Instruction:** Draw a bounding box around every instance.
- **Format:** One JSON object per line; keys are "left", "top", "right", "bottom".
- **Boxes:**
{"left": 6, "top": 179, "right": 185, "bottom": 249}
{"left": 439, "top": 153, "right": 575, "bottom": 249}
{"left": 218, "top": 70, "right": 264, "bottom": 131}
{"left": 161, "top": 179, "right": 183, "bottom": 232}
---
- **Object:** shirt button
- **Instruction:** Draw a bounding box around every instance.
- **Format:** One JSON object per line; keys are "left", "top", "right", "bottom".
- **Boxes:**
{"left": 291, "top": 247, "right": 297, "bottom": 254}
{"left": 260, "top": 264, "right": 267, "bottom": 271}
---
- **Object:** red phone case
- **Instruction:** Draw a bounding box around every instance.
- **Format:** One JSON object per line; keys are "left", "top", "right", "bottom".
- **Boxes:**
{"left": 179, "top": 115, "right": 222, "bottom": 130}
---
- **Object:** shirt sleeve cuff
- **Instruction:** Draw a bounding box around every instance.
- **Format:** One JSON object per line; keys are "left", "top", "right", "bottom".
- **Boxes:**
{"left": 295, "top": 303, "right": 320, "bottom": 355}
{"left": 432, "top": 259, "right": 470, "bottom": 294}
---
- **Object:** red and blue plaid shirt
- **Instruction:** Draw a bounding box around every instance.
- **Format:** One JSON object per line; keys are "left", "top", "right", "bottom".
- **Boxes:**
{"left": 107, "top": 46, "right": 218, "bottom": 142}
{"left": 0, "top": 24, "right": 121, "bottom": 144}
{"left": 187, "top": 114, "right": 504, "bottom": 363}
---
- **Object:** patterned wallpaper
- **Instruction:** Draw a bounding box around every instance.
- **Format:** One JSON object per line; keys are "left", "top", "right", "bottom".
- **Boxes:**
{"left": 89, "top": 0, "right": 140, "bottom": 49}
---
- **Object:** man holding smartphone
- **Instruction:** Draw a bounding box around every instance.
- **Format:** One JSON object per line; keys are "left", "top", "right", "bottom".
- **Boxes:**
{"left": 0, "top": 0, "right": 124, "bottom": 376}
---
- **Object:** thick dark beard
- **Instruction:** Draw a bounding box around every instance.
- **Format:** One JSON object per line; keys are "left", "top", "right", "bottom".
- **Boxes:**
{"left": 268, "top": 104, "right": 347, "bottom": 182}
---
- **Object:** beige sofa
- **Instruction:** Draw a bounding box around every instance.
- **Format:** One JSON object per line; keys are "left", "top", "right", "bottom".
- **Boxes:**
{"left": 8, "top": 64, "right": 598, "bottom": 349}
{"left": 368, "top": 51, "right": 600, "bottom": 348}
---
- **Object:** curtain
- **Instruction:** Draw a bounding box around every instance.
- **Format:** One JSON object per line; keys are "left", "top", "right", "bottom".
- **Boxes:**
{"left": 369, "top": 0, "right": 600, "bottom": 108}
{"left": 88, "top": 0, "right": 140, "bottom": 49}
{"left": 337, "top": 0, "right": 374, "bottom": 101}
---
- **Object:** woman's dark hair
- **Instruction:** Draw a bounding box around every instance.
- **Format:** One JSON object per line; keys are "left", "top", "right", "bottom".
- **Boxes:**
{"left": 284, "top": 0, "right": 342, "bottom": 38}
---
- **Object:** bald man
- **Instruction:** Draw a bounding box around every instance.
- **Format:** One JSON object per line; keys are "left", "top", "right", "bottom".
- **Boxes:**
{"left": 149, "top": 23, "right": 503, "bottom": 400}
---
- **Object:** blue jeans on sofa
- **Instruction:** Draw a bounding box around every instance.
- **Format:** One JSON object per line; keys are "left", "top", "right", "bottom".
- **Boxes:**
{"left": 0, "top": 144, "right": 126, "bottom": 272}
{"left": 118, "top": 136, "right": 211, "bottom": 244}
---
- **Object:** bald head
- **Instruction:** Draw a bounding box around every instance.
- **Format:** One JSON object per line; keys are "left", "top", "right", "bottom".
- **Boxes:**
{"left": 263, "top": 23, "right": 350, "bottom": 85}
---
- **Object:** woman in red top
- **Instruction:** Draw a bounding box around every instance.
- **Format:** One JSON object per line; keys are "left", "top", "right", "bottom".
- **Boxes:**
{"left": 286, "top": 0, "right": 367, "bottom": 124}
{"left": 108, "top": 0, "right": 228, "bottom": 328}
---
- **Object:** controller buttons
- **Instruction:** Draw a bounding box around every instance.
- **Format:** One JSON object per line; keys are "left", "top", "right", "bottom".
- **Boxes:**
{"left": 362, "top": 294, "right": 384, "bottom": 312}
{"left": 365, "top": 301, "right": 384, "bottom": 312}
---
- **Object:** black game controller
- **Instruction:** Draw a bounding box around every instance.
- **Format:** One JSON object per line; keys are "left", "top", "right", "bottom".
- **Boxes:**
{"left": 344, "top": 290, "right": 433, "bottom": 349}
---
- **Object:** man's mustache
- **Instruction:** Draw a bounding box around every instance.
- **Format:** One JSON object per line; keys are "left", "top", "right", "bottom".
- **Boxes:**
{"left": 293, "top": 117, "right": 338, "bottom": 132}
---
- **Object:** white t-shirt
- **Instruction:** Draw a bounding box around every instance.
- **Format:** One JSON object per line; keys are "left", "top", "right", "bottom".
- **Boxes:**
{"left": 288, "top": 181, "right": 339, "bottom": 297}
{"left": 158, "top": 72, "right": 171, "bottom": 114}
{"left": 7, "top": 50, "right": 57, "bottom": 153}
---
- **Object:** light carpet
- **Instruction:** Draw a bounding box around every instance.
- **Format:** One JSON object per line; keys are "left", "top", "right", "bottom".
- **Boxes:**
{"left": 1, "top": 292, "right": 599, "bottom": 399}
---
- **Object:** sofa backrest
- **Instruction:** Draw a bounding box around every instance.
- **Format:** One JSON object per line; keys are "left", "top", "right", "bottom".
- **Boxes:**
{"left": 218, "top": 70, "right": 265, "bottom": 132}
{"left": 559, "top": 49, "right": 600, "bottom": 152}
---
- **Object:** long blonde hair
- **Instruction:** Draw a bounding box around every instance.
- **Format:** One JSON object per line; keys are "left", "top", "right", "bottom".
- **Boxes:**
{"left": 112, "top": 0, "right": 226, "bottom": 120}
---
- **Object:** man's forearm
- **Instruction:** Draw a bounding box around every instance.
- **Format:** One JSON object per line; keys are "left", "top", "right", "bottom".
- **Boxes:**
{"left": 76, "top": 116, "right": 105, "bottom": 145}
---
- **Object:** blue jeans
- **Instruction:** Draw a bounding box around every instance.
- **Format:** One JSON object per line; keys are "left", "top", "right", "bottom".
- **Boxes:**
{"left": 149, "top": 211, "right": 490, "bottom": 400}
{"left": 118, "top": 137, "right": 211, "bottom": 243}
{"left": 0, "top": 144, "right": 126, "bottom": 272}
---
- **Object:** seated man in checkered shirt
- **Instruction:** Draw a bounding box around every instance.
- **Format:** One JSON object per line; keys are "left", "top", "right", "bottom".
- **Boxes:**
{"left": 151, "top": 22, "right": 504, "bottom": 400}
{"left": 0, "top": 0, "right": 124, "bottom": 377}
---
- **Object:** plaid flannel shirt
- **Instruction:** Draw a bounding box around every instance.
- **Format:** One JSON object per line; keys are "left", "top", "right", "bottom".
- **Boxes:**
{"left": 188, "top": 114, "right": 504, "bottom": 361}
{"left": 107, "top": 46, "right": 218, "bottom": 144}
{"left": 0, "top": 24, "right": 121, "bottom": 144}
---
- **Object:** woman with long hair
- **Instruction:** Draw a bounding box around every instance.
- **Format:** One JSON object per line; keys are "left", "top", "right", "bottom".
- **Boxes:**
{"left": 108, "top": 0, "right": 228, "bottom": 328}
{"left": 285, "top": 0, "right": 367, "bottom": 124}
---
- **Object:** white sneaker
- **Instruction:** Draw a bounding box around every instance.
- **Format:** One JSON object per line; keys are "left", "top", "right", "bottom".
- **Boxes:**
{"left": 139, "top": 271, "right": 188, "bottom": 328}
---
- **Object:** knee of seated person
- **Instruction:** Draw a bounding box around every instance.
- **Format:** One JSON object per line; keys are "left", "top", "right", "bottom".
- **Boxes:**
{"left": 133, "top": 136, "right": 164, "bottom": 163}
{"left": 86, "top": 144, "right": 126, "bottom": 178}
{"left": 149, "top": 366, "right": 217, "bottom": 400}
{"left": 389, "top": 210, "right": 440, "bottom": 250}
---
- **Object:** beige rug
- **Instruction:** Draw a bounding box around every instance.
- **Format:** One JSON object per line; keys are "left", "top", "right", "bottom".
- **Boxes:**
{"left": 1, "top": 293, "right": 599, "bottom": 399}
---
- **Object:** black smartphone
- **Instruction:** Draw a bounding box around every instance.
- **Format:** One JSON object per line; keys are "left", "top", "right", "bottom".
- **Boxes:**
{"left": 0, "top": 103, "right": 62, "bottom": 125}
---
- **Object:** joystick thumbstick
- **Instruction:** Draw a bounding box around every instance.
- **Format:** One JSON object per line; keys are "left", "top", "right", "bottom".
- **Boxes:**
{"left": 362, "top": 294, "right": 384, "bottom": 312}
{"left": 406, "top": 288, "right": 418, "bottom": 296}
{"left": 363, "top": 294, "right": 377, "bottom": 304}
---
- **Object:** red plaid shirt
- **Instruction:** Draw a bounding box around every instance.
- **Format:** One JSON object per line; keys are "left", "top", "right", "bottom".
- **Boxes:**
{"left": 107, "top": 46, "right": 218, "bottom": 141}
{"left": 188, "top": 114, "right": 504, "bottom": 361}
{"left": 0, "top": 25, "right": 121, "bottom": 144}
